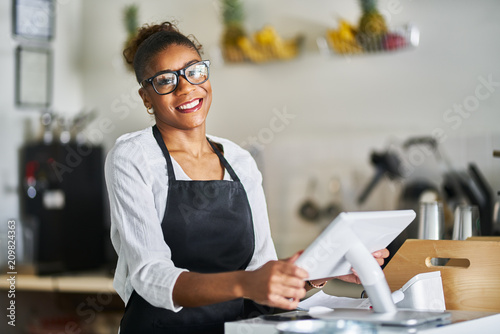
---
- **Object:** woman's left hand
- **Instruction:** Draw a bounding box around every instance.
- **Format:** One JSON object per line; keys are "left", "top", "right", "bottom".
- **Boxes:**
{"left": 334, "top": 248, "right": 390, "bottom": 284}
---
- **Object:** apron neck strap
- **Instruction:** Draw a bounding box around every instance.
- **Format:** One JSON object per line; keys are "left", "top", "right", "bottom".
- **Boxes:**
{"left": 207, "top": 139, "right": 240, "bottom": 182}
{"left": 152, "top": 125, "right": 176, "bottom": 180}
{"left": 152, "top": 125, "right": 240, "bottom": 182}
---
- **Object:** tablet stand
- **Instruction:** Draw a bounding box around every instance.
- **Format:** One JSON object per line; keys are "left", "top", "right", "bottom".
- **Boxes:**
{"left": 337, "top": 234, "right": 451, "bottom": 326}
{"left": 345, "top": 240, "right": 396, "bottom": 313}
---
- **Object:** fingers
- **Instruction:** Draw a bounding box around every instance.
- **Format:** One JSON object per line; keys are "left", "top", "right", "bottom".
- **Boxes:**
{"left": 280, "top": 261, "right": 308, "bottom": 280}
{"left": 336, "top": 249, "right": 390, "bottom": 285}
{"left": 275, "top": 275, "right": 306, "bottom": 290}
{"left": 270, "top": 261, "right": 308, "bottom": 293}
{"left": 249, "top": 259, "right": 308, "bottom": 310}
{"left": 372, "top": 248, "right": 390, "bottom": 266}
{"left": 284, "top": 250, "right": 304, "bottom": 263}
{"left": 276, "top": 283, "right": 307, "bottom": 301}
{"left": 268, "top": 279, "right": 306, "bottom": 310}
{"left": 335, "top": 273, "right": 361, "bottom": 284}
{"left": 268, "top": 294, "right": 301, "bottom": 310}
{"left": 372, "top": 248, "right": 389, "bottom": 259}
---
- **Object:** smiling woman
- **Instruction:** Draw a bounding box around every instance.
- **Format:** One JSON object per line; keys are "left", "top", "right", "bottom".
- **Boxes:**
{"left": 105, "top": 21, "right": 310, "bottom": 334}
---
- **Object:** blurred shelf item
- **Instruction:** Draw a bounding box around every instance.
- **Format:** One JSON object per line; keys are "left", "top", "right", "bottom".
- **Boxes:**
{"left": 320, "top": 23, "right": 419, "bottom": 56}
{"left": 222, "top": 25, "right": 304, "bottom": 64}
{"left": 321, "top": 0, "right": 419, "bottom": 57}
{"left": 220, "top": 0, "right": 303, "bottom": 64}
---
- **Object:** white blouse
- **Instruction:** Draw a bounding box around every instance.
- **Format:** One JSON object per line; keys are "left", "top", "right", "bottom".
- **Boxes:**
{"left": 104, "top": 127, "right": 277, "bottom": 312}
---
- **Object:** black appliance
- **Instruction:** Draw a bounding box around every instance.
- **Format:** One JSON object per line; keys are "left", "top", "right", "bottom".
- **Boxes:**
{"left": 360, "top": 137, "right": 497, "bottom": 267}
{"left": 20, "top": 142, "right": 106, "bottom": 275}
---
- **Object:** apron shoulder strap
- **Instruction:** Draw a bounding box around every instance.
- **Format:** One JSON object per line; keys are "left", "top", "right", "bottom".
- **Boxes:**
{"left": 152, "top": 125, "right": 176, "bottom": 181}
{"left": 207, "top": 139, "right": 241, "bottom": 182}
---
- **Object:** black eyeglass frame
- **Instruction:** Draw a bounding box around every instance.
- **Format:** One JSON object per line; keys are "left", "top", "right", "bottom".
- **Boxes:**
{"left": 140, "top": 60, "right": 210, "bottom": 95}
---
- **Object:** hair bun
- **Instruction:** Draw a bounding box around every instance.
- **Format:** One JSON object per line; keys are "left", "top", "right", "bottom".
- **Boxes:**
{"left": 123, "top": 21, "right": 180, "bottom": 71}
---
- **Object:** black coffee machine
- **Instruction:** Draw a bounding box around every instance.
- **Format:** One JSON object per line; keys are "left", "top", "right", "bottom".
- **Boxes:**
{"left": 20, "top": 141, "right": 106, "bottom": 275}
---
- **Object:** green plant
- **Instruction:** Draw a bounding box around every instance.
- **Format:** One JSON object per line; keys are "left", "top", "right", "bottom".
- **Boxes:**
{"left": 123, "top": 4, "right": 139, "bottom": 39}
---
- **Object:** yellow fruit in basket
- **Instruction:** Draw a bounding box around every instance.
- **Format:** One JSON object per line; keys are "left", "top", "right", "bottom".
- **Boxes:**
{"left": 338, "top": 20, "right": 356, "bottom": 42}
{"left": 253, "top": 25, "right": 300, "bottom": 61}
{"left": 327, "top": 28, "right": 363, "bottom": 54}
{"left": 271, "top": 40, "right": 297, "bottom": 60}
{"left": 237, "top": 36, "right": 270, "bottom": 63}
{"left": 254, "top": 25, "right": 277, "bottom": 45}
{"left": 271, "top": 37, "right": 298, "bottom": 59}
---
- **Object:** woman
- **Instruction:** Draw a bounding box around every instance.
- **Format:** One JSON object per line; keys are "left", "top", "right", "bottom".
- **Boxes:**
{"left": 105, "top": 22, "right": 388, "bottom": 333}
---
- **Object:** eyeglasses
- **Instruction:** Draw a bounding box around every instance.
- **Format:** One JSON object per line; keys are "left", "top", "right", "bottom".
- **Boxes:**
{"left": 141, "top": 60, "right": 210, "bottom": 95}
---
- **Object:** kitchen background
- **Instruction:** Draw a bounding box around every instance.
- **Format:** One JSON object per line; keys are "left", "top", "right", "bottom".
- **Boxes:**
{"left": 0, "top": 0, "right": 499, "bottom": 331}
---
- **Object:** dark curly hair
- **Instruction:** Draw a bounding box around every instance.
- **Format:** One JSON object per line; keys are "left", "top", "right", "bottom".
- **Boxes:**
{"left": 123, "top": 21, "right": 203, "bottom": 83}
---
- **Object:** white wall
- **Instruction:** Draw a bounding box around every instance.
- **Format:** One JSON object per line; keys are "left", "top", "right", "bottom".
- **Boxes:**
{"left": 76, "top": 0, "right": 500, "bottom": 145}
{"left": 0, "top": 0, "right": 84, "bottom": 233}
{"left": 1, "top": 0, "right": 499, "bottom": 257}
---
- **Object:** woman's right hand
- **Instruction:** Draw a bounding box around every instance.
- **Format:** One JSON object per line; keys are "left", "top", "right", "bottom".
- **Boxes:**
{"left": 241, "top": 251, "right": 308, "bottom": 310}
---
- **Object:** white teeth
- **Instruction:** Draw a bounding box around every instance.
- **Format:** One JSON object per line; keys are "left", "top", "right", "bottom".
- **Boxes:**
{"left": 178, "top": 99, "right": 200, "bottom": 110}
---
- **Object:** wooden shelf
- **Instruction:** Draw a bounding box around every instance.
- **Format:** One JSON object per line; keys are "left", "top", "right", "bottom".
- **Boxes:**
{"left": 0, "top": 274, "right": 116, "bottom": 294}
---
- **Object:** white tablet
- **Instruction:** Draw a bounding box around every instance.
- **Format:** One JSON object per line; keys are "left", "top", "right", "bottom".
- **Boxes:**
{"left": 295, "top": 210, "right": 416, "bottom": 280}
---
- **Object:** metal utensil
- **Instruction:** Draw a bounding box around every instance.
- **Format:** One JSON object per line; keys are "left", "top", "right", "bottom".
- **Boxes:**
{"left": 418, "top": 201, "right": 444, "bottom": 240}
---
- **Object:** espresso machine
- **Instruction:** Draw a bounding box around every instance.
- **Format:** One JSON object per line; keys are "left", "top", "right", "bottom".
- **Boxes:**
{"left": 19, "top": 111, "right": 107, "bottom": 275}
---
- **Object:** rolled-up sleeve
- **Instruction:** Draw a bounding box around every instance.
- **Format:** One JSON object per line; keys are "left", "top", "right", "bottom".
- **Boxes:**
{"left": 105, "top": 139, "right": 187, "bottom": 312}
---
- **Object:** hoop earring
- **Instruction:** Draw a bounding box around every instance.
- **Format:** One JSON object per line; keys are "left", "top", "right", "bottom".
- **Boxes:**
{"left": 146, "top": 107, "right": 154, "bottom": 115}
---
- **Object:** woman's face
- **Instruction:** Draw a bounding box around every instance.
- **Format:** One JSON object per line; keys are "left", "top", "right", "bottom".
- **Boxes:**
{"left": 139, "top": 44, "right": 212, "bottom": 132}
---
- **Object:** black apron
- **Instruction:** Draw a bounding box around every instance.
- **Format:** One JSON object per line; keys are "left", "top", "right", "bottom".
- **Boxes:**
{"left": 119, "top": 125, "right": 256, "bottom": 334}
